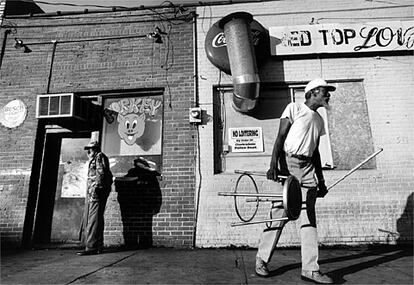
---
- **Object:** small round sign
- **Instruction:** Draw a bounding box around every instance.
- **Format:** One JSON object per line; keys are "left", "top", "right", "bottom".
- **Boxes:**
{"left": 0, "top": 99, "right": 27, "bottom": 128}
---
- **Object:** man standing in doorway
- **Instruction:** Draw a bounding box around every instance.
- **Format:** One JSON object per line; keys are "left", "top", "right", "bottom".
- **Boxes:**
{"left": 78, "top": 141, "right": 113, "bottom": 256}
{"left": 255, "top": 78, "right": 335, "bottom": 284}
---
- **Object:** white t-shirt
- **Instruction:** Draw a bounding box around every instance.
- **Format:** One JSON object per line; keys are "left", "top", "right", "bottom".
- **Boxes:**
{"left": 281, "top": 102, "right": 325, "bottom": 157}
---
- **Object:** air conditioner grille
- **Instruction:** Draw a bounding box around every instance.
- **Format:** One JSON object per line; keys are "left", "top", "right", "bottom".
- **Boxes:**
{"left": 49, "top": 96, "right": 60, "bottom": 116}
{"left": 60, "top": 95, "right": 72, "bottom": 115}
{"left": 38, "top": 96, "right": 49, "bottom": 116}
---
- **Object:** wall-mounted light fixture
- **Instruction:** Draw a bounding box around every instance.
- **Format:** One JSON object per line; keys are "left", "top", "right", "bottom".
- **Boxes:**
{"left": 147, "top": 32, "right": 163, "bottom": 44}
{"left": 147, "top": 26, "right": 166, "bottom": 44}
{"left": 14, "top": 38, "right": 32, "bottom": 53}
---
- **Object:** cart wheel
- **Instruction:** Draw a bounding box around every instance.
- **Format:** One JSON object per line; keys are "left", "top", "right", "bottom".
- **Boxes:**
{"left": 234, "top": 174, "right": 259, "bottom": 222}
{"left": 283, "top": 175, "right": 302, "bottom": 221}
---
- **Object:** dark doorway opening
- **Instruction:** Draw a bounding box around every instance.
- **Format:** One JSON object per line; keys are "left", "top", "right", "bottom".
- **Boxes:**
{"left": 31, "top": 131, "right": 91, "bottom": 246}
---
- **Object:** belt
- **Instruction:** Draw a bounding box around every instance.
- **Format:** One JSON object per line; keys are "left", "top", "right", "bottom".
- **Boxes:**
{"left": 287, "top": 153, "right": 312, "bottom": 161}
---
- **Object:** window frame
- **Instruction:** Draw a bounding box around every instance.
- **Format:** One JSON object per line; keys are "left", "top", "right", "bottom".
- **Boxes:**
{"left": 213, "top": 83, "right": 335, "bottom": 174}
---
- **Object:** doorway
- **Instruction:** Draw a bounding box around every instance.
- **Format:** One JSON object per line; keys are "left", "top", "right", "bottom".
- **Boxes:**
{"left": 32, "top": 132, "right": 90, "bottom": 246}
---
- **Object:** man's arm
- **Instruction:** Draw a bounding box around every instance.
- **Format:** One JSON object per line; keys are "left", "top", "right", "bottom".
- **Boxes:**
{"left": 95, "top": 153, "right": 106, "bottom": 188}
{"left": 267, "top": 118, "right": 291, "bottom": 181}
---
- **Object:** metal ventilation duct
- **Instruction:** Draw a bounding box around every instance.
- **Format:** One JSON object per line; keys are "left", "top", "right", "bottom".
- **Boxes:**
{"left": 219, "top": 12, "right": 260, "bottom": 113}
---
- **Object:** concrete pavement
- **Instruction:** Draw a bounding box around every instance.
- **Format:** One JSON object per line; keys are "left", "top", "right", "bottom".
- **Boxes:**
{"left": 1, "top": 245, "right": 413, "bottom": 284}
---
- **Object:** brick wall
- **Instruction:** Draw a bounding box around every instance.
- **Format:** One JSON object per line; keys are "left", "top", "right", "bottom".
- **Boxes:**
{"left": 0, "top": 8, "right": 197, "bottom": 248}
{"left": 0, "top": 0, "right": 5, "bottom": 25}
{"left": 196, "top": 0, "right": 413, "bottom": 247}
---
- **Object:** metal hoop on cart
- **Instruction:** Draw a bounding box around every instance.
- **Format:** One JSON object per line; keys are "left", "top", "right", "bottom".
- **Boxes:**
{"left": 234, "top": 173, "right": 259, "bottom": 222}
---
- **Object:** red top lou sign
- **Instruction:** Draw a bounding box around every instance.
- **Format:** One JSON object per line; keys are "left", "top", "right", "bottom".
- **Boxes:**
{"left": 270, "top": 20, "right": 414, "bottom": 55}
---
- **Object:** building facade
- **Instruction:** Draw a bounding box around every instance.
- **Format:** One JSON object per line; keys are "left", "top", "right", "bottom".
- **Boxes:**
{"left": 0, "top": 0, "right": 413, "bottom": 249}
{"left": 0, "top": 5, "right": 198, "bottom": 248}
{"left": 195, "top": 0, "right": 413, "bottom": 247}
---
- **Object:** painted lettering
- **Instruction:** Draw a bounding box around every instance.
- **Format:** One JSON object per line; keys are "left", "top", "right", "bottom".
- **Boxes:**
{"left": 318, "top": 29, "right": 329, "bottom": 45}
{"left": 354, "top": 26, "right": 414, "bottom": 51}
{"left": 109, "top": 97, "right": 162, "bottom": 118}
{"left": 212, "top": 29, "right": 262, "bottom": 48}
{"left": 281, "top": 30, "right": 312, "bottom": 47}
{"left": 343, "top": 29, "right": 356, "bottom": 44}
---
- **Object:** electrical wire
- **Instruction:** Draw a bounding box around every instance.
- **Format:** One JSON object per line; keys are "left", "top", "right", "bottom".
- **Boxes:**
{"left": 10, "top": 0, "right": 130, "bottom": 9}
{"left": 5, "top": 3, "right": 412, "bottom": 29}
{"left": 11, "top": 0, "right": 283, "bottom": 11}
{"left": 5, "top": 0, "right": 411, "bottom": 21}
{"left": 316, "top": 16, "right": 414, "bottom": 23}
{"left": 2, "top": 15, "right": 193, "bottom": 29}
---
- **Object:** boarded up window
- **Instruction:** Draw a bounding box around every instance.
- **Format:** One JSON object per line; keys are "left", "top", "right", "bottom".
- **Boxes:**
{"left": 326, "top": 81, "right": 375, "bottom": 170}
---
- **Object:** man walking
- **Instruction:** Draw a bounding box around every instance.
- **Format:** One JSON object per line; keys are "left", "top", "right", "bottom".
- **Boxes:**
{"left": 255, "top": 78, "right": 335, "bottom": 284}
{"left": 78, "top": 140, "right": 113, "bottom": 256}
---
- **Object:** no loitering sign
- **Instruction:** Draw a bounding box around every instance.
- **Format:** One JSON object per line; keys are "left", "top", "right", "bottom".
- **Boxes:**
{"left": 228, "top": 127, "right": 264, "bottom": 153}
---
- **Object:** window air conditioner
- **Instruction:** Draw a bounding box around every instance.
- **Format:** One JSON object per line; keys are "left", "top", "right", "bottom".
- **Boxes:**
{"left": 35, "top": 93, "right": 101, "bottom": 131}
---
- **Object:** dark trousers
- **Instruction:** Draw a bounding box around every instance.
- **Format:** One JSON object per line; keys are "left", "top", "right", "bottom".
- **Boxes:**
{"left": 82, "top": 197, "right": 108, "bottom": 251}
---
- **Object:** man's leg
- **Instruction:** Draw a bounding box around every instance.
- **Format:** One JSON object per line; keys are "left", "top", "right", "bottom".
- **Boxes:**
{"left": 300, "top": 187, "right": 319, "bottom": 272}
{"left": 257, "top": 203, "right": 287, "bottom": 263}
{"left": 96, "top": 197, "right": 108, "bottom": 251}
{"left": 300, "top": 187, "right": 333, "bottom": 284}
{"left": 256, "top": 202, "right": 287, "bottom": 277}
{"left": 85, "top": 200, "right": 99, "bottom": 251}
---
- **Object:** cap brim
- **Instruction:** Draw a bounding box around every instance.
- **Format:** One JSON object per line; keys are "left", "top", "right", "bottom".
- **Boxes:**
{"left": 323, "top": 85, "right": 336, "bottom": 91}
{"left": 135, "top": 162, "right": 157, "bottom": 171}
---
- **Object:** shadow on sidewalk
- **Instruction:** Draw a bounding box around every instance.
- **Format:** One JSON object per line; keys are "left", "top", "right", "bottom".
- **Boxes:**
{"left": 325, "top": 246, "right": 412, "bottom": 284}
{"left": 267, "top": 246, "right": 412, "bottom": 283}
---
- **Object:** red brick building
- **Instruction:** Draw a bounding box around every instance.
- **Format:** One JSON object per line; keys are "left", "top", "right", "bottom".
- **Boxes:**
{"left": 0, "top": 2, "right": 198, "bottom": 248}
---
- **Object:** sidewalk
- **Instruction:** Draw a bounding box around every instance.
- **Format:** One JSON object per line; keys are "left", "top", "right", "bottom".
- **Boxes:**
{"left": 1, "top": 245, "right": 413, "bottom": 284}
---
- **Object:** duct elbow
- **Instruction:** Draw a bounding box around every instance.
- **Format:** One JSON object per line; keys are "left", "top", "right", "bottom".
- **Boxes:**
{"left": 219, "top": 12, "right": 261, "bottom": 113}
{"left": 232, "top": 77, "right": 260, "bottom": 113}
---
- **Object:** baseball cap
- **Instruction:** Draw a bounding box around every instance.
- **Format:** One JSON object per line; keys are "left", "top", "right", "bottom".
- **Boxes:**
{"left": 304, "top": 78, "right": 336, "bottom": 94}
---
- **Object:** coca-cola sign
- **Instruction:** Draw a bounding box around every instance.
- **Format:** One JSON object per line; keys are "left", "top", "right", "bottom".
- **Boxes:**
{"left": 212, "top": 29, "right": 262, "bottom": 48}
{"left": 205, "top": 20, "right": 269, "bottom": 74}
{"left": 270, "top": 20, "right": 414, "bottom": 55}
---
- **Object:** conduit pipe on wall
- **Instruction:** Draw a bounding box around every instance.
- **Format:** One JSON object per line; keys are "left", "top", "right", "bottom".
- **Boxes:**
{"left": 0, "top": 29, "right": 11, "bottom": 70}
{"left": 219, "top": 12, "right": 260, "bottom": 113}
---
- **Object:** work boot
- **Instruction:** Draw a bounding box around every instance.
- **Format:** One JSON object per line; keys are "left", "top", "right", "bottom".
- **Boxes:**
{"left": 77, "top": 249, "right": 99, "bottom": 256}
{"left": 301, "top": 270, "right": 334, "bottom": 284}
{"left": 255, "top": 254, "right": 270, "bottom": 277}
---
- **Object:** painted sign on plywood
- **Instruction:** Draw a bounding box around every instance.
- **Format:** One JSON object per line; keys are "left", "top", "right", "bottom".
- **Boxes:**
{"left": 270, "top": 20, "right": 414, "bottom": 55}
